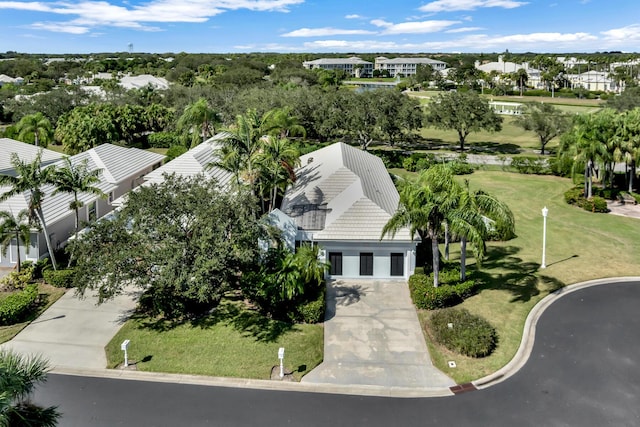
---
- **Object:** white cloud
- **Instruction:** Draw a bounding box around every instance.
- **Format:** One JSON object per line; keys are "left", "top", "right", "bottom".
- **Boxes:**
{"left": 445, "top": 26, "right": 483, "bottom": 33}
{"left": 0, "top": 0, "right": 304, "bottom": 33}
{"left": 601, "top": 24, "right": 640, "bottom": 41}
{"left": 371, "top": 19, "right": 460, "bottom": 34}
{"left": 345, "top": 14, "right": 364, "bottom": 19}
{"left": 419, "top": 0, "right": 528, "bottom": 13}
{"left": 281, "top": 27, "right": 375, "bottom": 37}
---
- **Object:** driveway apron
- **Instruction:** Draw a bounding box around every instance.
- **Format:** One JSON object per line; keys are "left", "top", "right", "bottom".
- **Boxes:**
{"left": 302, "top": 279, "right": 455, "bottom": 389}
{"left": 1, "top": 287, "right": 138, "bottom": 370}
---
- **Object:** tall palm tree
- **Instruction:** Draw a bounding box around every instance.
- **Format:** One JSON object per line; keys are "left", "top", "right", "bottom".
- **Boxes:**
{"left": 16, "top": 113, "right": 53, "bottom": 148}
{"left": 0, "top": 151, "right": 58, "bottom": 270}
{"left": 611, "top": 109, "right": 640, "bottom": 192}
{"left": 51, "top": 157, "right": 104, "bottom": 240}
{"left": 261, "top": 107, "right": 306, "bottom": 139}
{"left": 177, "top": 98, "right": 220, "bottom": 148}
{"left": 450, "top": 183, "right": 515, "bottom": 281}
{"left": 382, "top": 164, "right": 461, "bottom": 287}
{"left": 0, "top": 210, "right": 34, "bottom": 273}
{"left": 257, "top": 135, "right": 300, "bottom": 212}
{"left": 0, "top": 349, "right": 61, "bottom": 426}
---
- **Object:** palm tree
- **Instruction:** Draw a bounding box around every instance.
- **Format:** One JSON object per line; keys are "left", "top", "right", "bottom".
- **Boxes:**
{"left": 0, "top": 151, "right": 58, "bottom": 270}
{"left": 611, "top": 109, "right": 640, "bottom": 192}
{"left": 0, "top": 349, "right": 61, "bottom": 426}
{"left": 51, "top": 157, "right": 104, "bottom": 240}
{"left": 16, "top": 113, "right": 53, "bottom": 148}
{"left": 382, "top": 164, "right": 461, "bottom": 287}
{"left": 257, "top": 135, "right": 300, "bottom": 212}
{"left": 261, "top": 107, "right": 306, "bottom": 139}
{"left": 0, "top": 210, "right": 34, "bottom": 273}
{"left": 177, "top": 98, "right": 220, "bottom": 148}
{"left": 450, "top": 183, "right": 515, "bottom": 281}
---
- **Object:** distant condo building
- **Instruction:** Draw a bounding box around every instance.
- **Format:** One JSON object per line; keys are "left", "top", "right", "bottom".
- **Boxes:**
{"left": 302, "top": 57, "right": 373, "bottom": 78}
{"left": 374, "top": 57, "right": 448, "bottom": 76}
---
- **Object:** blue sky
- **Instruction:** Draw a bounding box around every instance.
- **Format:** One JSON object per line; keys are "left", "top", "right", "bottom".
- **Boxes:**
{"left": 0, "top": 0, "right": 639, "bottom": 54}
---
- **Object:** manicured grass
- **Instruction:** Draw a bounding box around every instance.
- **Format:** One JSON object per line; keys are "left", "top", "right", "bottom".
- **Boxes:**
{"left": 146, "top": 147, "right": 168, "bottom": 155}
{"left": 0, "top": 283, "right": 66, "bottom": 344}
{"left": 410, "top": 170, "right": 640, "bottom": 384}
{"left": 105, "top": 301, "right": 324, "bottom": 381}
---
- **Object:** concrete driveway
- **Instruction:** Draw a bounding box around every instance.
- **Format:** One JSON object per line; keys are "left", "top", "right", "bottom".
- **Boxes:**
{"left": 1, "top": 287, "right": 138, "bottom": 370}
{"left": 302, "top": 279, "right": 455, "bottom": 390}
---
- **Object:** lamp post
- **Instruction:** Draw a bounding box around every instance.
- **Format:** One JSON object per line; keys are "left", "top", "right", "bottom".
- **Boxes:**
{"left": 541, "top": 206, "right": 548, "bottom": 269}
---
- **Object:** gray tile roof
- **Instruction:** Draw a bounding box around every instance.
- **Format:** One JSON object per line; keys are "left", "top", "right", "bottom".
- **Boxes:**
{"left": 281, "top": 142, "right": 412, "bottom": 242}
{"left": 143, "top": 133, "right": 233, "bottom": 188}
{"left": 0, "top": 138, "right": 63, "bottom": 176}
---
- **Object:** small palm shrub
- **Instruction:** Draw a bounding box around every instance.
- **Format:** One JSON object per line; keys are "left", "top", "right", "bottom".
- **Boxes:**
{"left": 429, "top": 308, "right": 497, "bottom": 358}
{"left": 409, "top": 271, "right": 478, "bottom": 310}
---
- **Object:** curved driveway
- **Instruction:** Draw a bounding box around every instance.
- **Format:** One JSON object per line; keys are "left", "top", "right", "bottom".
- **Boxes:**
{"left": 34, "top": 280, "right": 640, "bottom": 426}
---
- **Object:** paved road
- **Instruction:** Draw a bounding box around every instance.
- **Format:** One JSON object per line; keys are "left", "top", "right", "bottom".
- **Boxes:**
{"left": 33, "top": 280, "right": 640, "bottom": 426}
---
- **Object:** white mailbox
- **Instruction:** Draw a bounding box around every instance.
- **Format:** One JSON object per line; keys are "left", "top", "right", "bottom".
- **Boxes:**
{"left": 278, "top": 347, "right": 285, "bottom": 378}
{"left": 278, "top": 347, "right": 285, "bottom": 360}
{"left": 121, "top": 339, "right": 130, "bottom": 367}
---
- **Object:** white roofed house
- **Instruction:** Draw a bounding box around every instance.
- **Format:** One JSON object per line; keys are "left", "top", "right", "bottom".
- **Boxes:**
{"left": 281, "top": 142, "right": 417, "bottom": 280}
{"left": 302, "top": 57, "right": 374, "bottom": 78}
{"left": 0, "top": 141, "right": 164, "bottom": 269}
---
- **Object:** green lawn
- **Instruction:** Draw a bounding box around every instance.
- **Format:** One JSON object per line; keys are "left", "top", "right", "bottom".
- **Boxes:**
{"left": 0, "top": 283, "right": 66, "bottom": 344}
{"left": 105, "top": 301, "right": 324, "bottom": 381}
{"left": 412, "top": 170, "right": 640, "bottom": 383}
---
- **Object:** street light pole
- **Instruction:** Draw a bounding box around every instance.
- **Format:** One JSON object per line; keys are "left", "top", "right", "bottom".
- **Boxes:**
{"left": 541, "top": 206, "right": 548, "bottom": 269}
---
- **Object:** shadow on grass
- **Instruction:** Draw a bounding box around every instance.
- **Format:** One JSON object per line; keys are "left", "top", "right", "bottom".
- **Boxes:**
{"left": 468, "top": 141, "right": 521, "bottom": 154}
{"left": 474, "top": 246, "right": 566, "bottom": 303}
{"left": 133, "top": 301, "right": 295, "bottom": 343}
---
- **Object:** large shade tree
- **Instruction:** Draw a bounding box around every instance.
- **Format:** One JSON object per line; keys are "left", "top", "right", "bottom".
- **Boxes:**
{"left": 0, "top": 349, "right": 60, "bottom": 427}
{"left": 515, "top": 102, "right": 570, "bottom": 155}
{"left": 0, "top": 151, "right": 58, "bottom": 270}
{"left": 427, "top": 90, "right": 502, "bottom": 151}
{"left": 69, "top": 174, "right": 263, "bottom": 318}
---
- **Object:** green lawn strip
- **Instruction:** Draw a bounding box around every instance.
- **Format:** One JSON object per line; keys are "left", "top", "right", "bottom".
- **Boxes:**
{"left": 105, "top": 307, "right": 323, "bottom": 381}
{"left": 146, "top": 147, "right": 168, "bottom": 155}
{"left": 410, "top": 170, "right": 640, "bottom": 384}
{"left": 0, "top": 283, "right": 66, "bottom": 344}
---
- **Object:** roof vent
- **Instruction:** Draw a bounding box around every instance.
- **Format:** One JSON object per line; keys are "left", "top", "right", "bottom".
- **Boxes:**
{"left": 307, "top": 157, "right": 314, "bottom": 165}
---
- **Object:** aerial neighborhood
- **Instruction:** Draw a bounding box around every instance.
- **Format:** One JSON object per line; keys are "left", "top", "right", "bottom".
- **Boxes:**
{"left": 1, "top": 47, "right": 640, "bottom": 425}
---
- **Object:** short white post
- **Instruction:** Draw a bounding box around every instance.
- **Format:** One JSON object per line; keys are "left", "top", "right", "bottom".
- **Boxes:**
{"left": 541, "top": 206, "right": 548, "bottom": 269}
{"left": 121, "top": 339, "right": 130, "bottom": 368}
{"left": 278, "top": 347, "right": 285, "bottom": 379}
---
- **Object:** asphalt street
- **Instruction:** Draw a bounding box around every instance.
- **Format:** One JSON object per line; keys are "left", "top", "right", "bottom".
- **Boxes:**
{"left": 34, "top": 280, "right": 640, "bottom": 427}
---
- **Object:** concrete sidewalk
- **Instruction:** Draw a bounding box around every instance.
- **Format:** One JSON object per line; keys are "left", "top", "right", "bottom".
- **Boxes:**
{"left": 1, "top": 287, "right": 139, "bottom": 370}
{"left": 302, "top": 280, "right": 455, "bottom": 390}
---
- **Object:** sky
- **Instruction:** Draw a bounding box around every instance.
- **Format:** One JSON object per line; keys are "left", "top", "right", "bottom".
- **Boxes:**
{"left": 0, "top": 0, "right": 639, "bottom": 54}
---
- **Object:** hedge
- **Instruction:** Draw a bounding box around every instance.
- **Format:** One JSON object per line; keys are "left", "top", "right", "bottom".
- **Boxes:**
{"left": 429, "top": 308, "right": 497, "bottom": 358}
{"left": 409, "top": 272, "right": 478, "bottom": 310}
{"left": 43, "top": 269, "right": 76, "bottom": 288}
{"left": 564, "top": 187, "right": 609, "bottom": 213}
{"left": 0, "top": 284, "right": 38, "bottom": 325}
{"left": 0, "top": 267, "right": 34, "bottom": 291}
{"left": 297, "top": 293, "right": 326, "bottom": 324}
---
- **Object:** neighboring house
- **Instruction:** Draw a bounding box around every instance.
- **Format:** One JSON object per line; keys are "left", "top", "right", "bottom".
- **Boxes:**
{"left": 0, "top": 74, "right": 23, "bottom": 87}
{"left": 374, "top": 56, "right": 448, "bottom": 76}
{"left": 142, "top": 133, "right": 233, "bottom": 188}
{"left": 119, "top": 74, "right": 169, "bottom": 90}
{"left": 0, "top": 142, "right": 164, "bottom": 268}
{"left": 280, "top": 142, "right": 416, "bottom": 280}
{"left": 475, "top": 55, "right": 542, "bottom": 89}
{"left": 0, "top": 139, "right": 63, "bottom": 177}
{"left": 302, "top": 57, "right": 374, "bottom": 78}
{"left": 568, "top": 70, "right": 619, "bottom": 92}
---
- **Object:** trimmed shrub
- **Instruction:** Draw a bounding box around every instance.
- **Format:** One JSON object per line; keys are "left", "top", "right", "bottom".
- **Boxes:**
{"left": 564, "top": 187, "right": 584, "bottom": 204}
{"left": 148, "top": 132, "right": 179, "bottom": 148}
{"left": 166, "top": 145, "right": 188, "bottom": 161}
{"left": 43, "top": 269, "right": 76, "bottom": 288}
{"left": 409, "top": 273, "right": 478, "bottom": 310}
{"left": 429, "top": 308, "right": 497, "bottom": 358}
{"left": 510, "top": 157, "right": 551, "bottom": 175}
{"left": 0, "top": 267, "right": 34, "bottom": 291}
{"left": 21, "top": 259, "right": 51, "bottom": 280}
{"left": 581, "top": 196, "right": 609, "bottom": 213}
{"left": 297, "top": 289, "right": 326, "bottom": 324}
{"left": 0, "top": 284, "right": 38, "bottom": 325}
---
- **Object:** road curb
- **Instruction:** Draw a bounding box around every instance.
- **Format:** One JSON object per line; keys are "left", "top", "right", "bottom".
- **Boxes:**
{"left": 472, "top": 276, "right": 640, "bottom": 390}
{"left": 50, "top": 366, "right": 454, "bottom": 398}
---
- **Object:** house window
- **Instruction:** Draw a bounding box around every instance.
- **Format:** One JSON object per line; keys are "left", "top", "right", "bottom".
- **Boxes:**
{"left": 329, "top": 252, "right": 343, "bottom": 276}
{"left": 27, "top": 233, "right": 39, "bottom": 260}
{"left": 390, "top": 253, "right": 404, "bottom": 277}
{"left": 87, "top": 201, "right": 97, "bottom": 222}
{"left": 108, "top": 191, "right": 114, "bottom": 204}
{"left": 359, "top": 253, "right": 373, "bottom": 276}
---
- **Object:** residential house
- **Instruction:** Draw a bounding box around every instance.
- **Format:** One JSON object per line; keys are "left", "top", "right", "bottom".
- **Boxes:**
{"left": 119, "top": 74, "right": 169, "bottom": 91}
{"left": 302, "top": 57, "right": 373, "bottom": 78}
{"left": 0, "top": 141, "right": 164, "bottom": 268}
{"left": 0, "top": 74, "right": 23, "bottom": 87}
{"left": 374, "top": 57, "right": 448, "bottom": 77}
{"left": 568, "top": 70, "right": 619, "bottom": 92}
{"left": 280, "top": 142, "right": 416, "bottom": 280}
{"left": 0, "top": 138, "right": 62, "bottom": 177}
{"left": 475, "top": 55, "right": 542, "bottom": 89}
